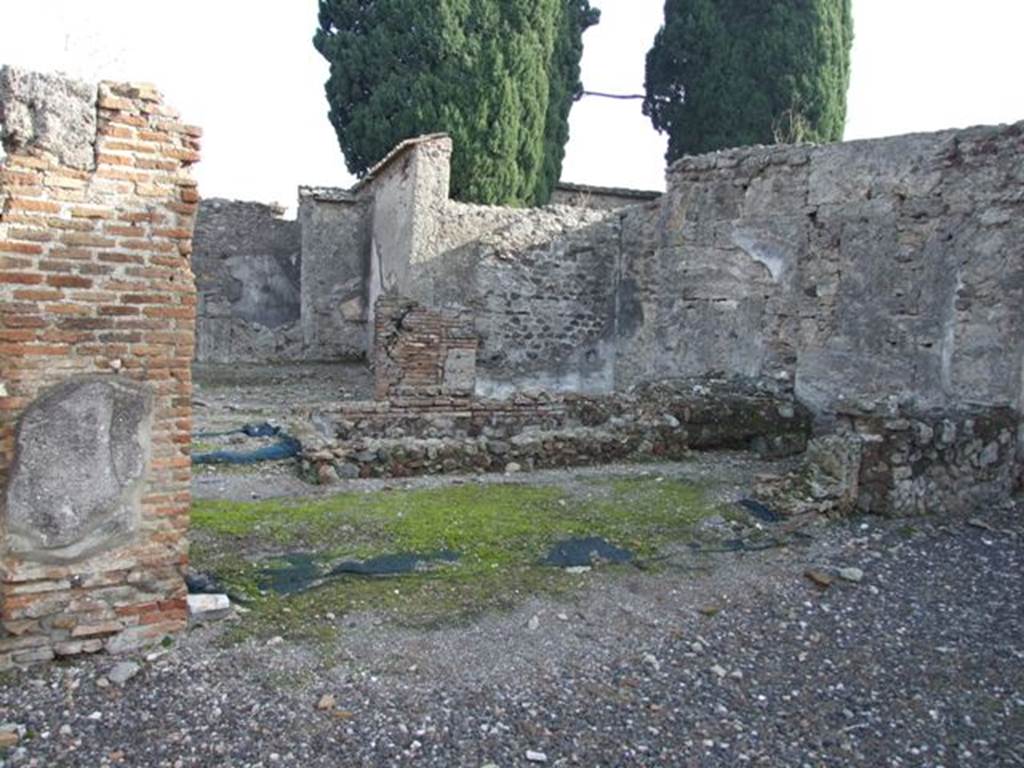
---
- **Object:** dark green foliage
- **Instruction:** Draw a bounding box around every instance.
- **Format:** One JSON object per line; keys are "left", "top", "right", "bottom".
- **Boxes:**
{"left": 314, "top": 0, "right": 599, "bottom": 206}
{"left": 643, "top": 0, "right": 853, "bottom": 162}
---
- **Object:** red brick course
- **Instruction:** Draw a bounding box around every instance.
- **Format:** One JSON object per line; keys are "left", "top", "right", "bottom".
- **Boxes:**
{"left": 374, "top": 296, "right": 478, "bottom": 401}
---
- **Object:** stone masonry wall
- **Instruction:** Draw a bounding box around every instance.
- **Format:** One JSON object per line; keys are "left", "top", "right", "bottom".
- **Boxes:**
{"left": 297, "top": 377, "right": 812, "bottom": 481}
{"left": 550, "top": 182, "right": 662, "bottom": 211}
{"left": 192, "top": 199, "right": 301, "bottom": 363}
{"left": 616, "top": 124, "right": 1024, "bottom": 420}
{"left": 0, "top": 68, "right": 199, "bottom": 666}
{"left": 192, "top": 134, "right": 666, "bottom": 364}
{"left": 409, "top": 207, "right": 618, "bottom": 397}
{"left": 298, "top": 187, "right": 370, "bottom": 360}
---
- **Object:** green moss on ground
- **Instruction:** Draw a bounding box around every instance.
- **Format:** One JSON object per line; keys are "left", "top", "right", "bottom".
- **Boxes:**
{"left": 190, "top": 477, "right": 726, "bottom": 642}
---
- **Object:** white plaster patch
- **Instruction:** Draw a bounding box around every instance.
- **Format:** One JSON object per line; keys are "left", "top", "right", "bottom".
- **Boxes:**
{"left": 940, "top": 271, "right": 963, "bottom": 397}
{"left": 731, "top": 229, "right": 786, "bottom": 282}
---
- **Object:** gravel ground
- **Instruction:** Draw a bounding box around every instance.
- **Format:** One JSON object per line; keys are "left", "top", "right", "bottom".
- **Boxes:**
{"left": 1, "top": 491, "right": 1021, "bottom": 767}
{"left": 191, "top": 454, "right": 798, "bottom": 504}
{"left": 191, "top": 362, "right": 372, "bottom": 433}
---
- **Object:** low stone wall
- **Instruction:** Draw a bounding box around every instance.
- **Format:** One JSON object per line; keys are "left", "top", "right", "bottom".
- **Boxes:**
{"left": 297, "top": 378, "right": 813, "bottom": 480}
{"left": 851, "top": 405, "right": 1019, "bottom": 516}
{"left": 756, "top": 403, "right": 1020, "bottom": 518}
{"left": 0, "top": 68, "right": 198, "bottom": 666}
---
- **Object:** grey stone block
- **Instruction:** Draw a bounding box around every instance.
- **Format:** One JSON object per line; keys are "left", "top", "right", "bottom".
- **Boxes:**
{"left": 4, "top": 377, "right": 153, "bottom": 562}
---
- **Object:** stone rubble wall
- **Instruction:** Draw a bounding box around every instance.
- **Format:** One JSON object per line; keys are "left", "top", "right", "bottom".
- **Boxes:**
{"left": 408, "top": 207, "right": 619, "bottom": 396}
{"left": 0, "top": 68, "right": 199, "bottom": 667}
{"left": 633, "top": 124, "right": 1024, "bottom": 499}
{"left": 850, "top": 405, "right": 1019, "bottom": 517}
{"left": 757, "top": 403, "right": 1020, "bottom": 517}
{"left": 192, "top": 199, "right": 301, "bottom": 363}
{"left": 408, "top": 124, "right": 1023, "bottom": 418}
{"left": 618, "top": 124, "right": 1024, "bottom": 417}
{"left": 298, "top": 378, "right": 812, "bottom": 481}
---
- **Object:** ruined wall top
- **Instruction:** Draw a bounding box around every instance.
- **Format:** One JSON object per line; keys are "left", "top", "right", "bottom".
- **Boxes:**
{"left": 0, "top": 67, "right": 98, "bottom": 170}
{"left": 550, "top": 182, "right": 662, "bottom": 210}
{"left": 666, "top": 120, "right": 1024, "bottom": 181}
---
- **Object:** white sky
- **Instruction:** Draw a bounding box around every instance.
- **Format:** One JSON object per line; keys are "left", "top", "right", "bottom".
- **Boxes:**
{"left": 2, "top": 0, "right": 1023, "bottom": 210}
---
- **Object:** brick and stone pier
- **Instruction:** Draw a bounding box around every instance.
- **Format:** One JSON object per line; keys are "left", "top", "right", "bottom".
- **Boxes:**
{"left": 0, "top": 68, "right": 200, "bottom": 666}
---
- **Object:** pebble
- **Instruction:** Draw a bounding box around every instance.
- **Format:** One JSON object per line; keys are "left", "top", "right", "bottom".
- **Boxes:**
{"left": 838, "top": 567, "right": 864, "bottom": 583}
{"left": 0, "top": 725, "right": 21, "bottom": 748}
{"left": 107, "top": 661, "right": 141, "bottom": 686}
{"left": 188, "top": 593, "right": 232, "bottom": 622}
{"left": 711, "top": 664, "right": 727, "bottom": 678}
{"left": 526, "top": 750, "right": 548, "bottom": 763}
{"left": 805, "top": 569, "right": 834, "bottom": 589}
{"left": 527, "top": 615, "right": 540, "bottom": 631}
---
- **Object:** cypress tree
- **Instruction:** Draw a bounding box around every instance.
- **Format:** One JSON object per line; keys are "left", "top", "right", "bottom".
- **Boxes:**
{"left": 643, "top": 0, "right": 853, "bottom": 162}
{"left": 314, "top": 0, "right": 599, "bottom": 206}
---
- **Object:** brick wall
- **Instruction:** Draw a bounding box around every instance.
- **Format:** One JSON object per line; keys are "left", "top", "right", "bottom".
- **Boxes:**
{"left": 0, "top": 69, "right": 199, "bottom": 666}
{"left": 373, "top": 295, "right": 477, "bottom": 400}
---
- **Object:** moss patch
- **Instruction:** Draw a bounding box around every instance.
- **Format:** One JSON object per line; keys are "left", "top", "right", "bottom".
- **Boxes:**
{"left": 191, "top": 476, "right": 726, "bottom": 642}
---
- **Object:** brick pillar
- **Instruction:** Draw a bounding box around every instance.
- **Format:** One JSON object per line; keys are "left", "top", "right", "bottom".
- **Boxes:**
{"left": 373, "top": 295, "right": 477, "bottom": 401}
{"left": 0, "top": 69, "right": 200, "bottom": 666}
